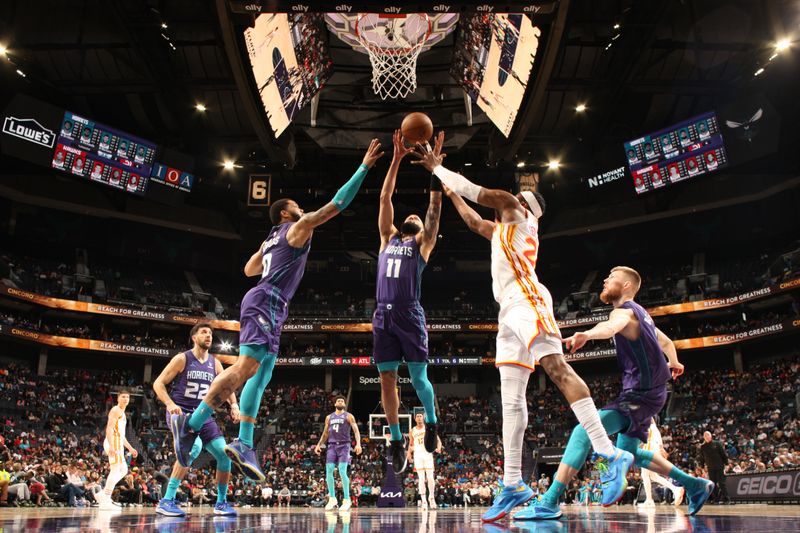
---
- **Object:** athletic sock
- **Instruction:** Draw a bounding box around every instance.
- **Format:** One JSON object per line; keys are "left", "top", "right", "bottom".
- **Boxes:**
{"left": 499, "top": 365, "right": 530, "bottom": 486}
{"left": 338, "top": 463, "right": 350, "bottom": 500}
{"left": 541, "top": 480, "right": 566, "bottom": 508}
{"left": 389, "top": 423, "right": 402, "bottom": 441}
{"left": 408, "top": 363, "right": 437, "bottom": 424}
{"left": 188, "top": 401, "right": 214, "bottom": 432}
{"left": 569, "top": 397, "right": 615, "bottom": 457}
{"left": 216, "top": 483, "right": 228, "bottom": 504}
{"left": 164, "top": 477, "right": 181, "bottom": 500}
{"left": 239, "top": 421, "right": 255, "bottom": 448}
{"left": 670, "top": 466, "right": 701, "bottom": 491}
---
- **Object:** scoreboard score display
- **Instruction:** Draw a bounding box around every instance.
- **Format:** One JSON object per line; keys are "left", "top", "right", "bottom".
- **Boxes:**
{"left": 51, "top": 111, "right": 156, "bottom": 196}
{"left": 624, "top": 111, "right": 728, "bottom": 195}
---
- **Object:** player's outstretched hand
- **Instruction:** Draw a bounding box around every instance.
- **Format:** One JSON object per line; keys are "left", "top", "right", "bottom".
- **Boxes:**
{"left": 314, "top": 444, "right": 321, "bottom": 456}
{"left": 410, "top": 141, "right": 445, "bottom": 172}
{"left": 392, "top": 129, "right": 415, "bottom": 161}
{"left": 362, "top": 138, "right": 385, "bottom": 169}
{"left": 563, "top": 331, "right": 589, "bottom": 353}
{"left": 669, "top": 360, "right": 685, "bottom": 379}
{"left": 355, "top": 444, "right": 362, "bottom": 455}
{"left": 432, "top": 130, "right": 445, "bottom": 158}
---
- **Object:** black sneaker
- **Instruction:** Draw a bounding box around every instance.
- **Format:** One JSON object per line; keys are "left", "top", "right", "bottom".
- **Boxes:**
{"left": 424, "top": 422, "right": 438, "bottom": 453}
{"left": 389, "top": 440, "right": 407, "bottom": 474}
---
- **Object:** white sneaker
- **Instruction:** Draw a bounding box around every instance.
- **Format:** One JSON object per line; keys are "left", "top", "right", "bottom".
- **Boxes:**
{"left": 98, "top": 495, "right": 120, "bottom": 512}
{"left": 324, "top": 496, "right": 338, "bottom": 511}
{"left": 339, "top": 499, "right": 352, "bottom": 512}
{"left": 673, "top": 487, "right": 685, "bottom": 506}
{"left": 642, "top": 499, "right": 656, "bottom": 508}
{"left": 428, "top": 497, "right": 437, "bottom": 509}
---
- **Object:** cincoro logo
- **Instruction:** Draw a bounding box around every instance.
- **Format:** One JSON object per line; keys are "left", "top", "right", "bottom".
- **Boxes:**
{"left": 309, "top": 357, "right": 322, "bottom": 365}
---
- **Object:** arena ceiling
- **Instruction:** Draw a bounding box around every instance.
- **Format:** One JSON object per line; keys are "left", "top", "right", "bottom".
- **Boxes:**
{"left": 0, "top": 0, "right": 798, "bottom": 223}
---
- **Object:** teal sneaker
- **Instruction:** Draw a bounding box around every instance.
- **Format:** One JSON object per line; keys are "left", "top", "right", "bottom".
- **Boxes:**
{"left": 513, "top": 500, "right": 562, "bottom": 520}
{"left": 595, "top": 447, "right": 634, "bottom": 506}
{"left": 687, "top": 479, "right": 715, "bottom": 515}
{"left": 481, "top": 481, "right": 534, "bottom": 522}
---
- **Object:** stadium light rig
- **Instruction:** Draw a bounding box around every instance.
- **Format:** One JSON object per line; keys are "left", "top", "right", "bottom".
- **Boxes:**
{"left": 219, "top": 341, "right": 233, "bottom": 352}
{"left": 575, "top": 103, "right": 587, "bottom": 113}
{"left": 516, "top": 161, "right": 526, "bottom": 168}
{"left": 775, "top": 38, "right": 791, "bottom": 52}
{"left": 195, "top": 103, "right": 207, "bottom": 112}
{"left": 0, "top": 44, "right": 7, "bottom": 57}
{"left": 548, "top": 160, "right": 560, "bottom": 170}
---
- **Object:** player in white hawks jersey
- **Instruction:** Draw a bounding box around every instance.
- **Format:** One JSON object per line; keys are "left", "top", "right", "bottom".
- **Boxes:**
{"left": 413, "top": 142, "right": 632, "bottom": 522}
{"left": 407, "top": 412, "right": 442, "bottom": 510}
{"left": 640, "top": 418, "right": 684, "bottom": 507}
{"left": 98, "top": 390, "right": 138, "bottom": 510}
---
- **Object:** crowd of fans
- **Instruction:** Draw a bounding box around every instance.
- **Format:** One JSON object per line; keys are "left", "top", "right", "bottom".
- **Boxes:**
{"left": 0, "top": 350, "right": 797, "bottom": 509}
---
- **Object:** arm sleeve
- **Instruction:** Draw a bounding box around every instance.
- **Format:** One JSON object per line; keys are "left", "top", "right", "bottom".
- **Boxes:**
{"left": 332, "top": 164, "right": 369, "bottom": 211}
{"left": 433, "top": 165, "right": 482, "bottom": 203}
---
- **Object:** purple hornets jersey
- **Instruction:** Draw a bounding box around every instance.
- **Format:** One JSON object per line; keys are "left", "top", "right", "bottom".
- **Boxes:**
{"left": 327, "top": 411, "right": 351, "bottom": 444}
{"left": 258, "top": 222, "right": 311, "bottom": 301}
{"left": 376, "top": 235, "right": 426, "bottom": 303}
{"left": 613, "top": 301, "right": 671, "bottom": 390}
{"left": 170, "top": 350, "right": 217, "bottom": 410}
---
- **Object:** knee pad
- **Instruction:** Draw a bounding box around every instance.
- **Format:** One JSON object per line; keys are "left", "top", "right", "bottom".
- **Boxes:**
{"left": 206, "top": 438, "right": 232, "bottom": 473}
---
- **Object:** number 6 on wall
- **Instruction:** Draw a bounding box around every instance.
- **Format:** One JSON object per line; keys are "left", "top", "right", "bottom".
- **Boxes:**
{"left": 248, "top": 174, "right": 271, "bottom": 207}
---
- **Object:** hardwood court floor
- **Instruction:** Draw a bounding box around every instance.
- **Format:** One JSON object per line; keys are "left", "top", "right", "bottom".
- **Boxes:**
{"left": 0, "top": 503, "right": 798, "bottom": 532}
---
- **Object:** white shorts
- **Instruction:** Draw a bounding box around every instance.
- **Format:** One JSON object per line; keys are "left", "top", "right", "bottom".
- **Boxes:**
{"left": 103, "top": 439, "right": 124, "bottom": 466}
{"left": 496, "top": 302, "right": 562, "bottom": 371}
{"left": 413, "top": 453, "right": 434, "bottom": 471}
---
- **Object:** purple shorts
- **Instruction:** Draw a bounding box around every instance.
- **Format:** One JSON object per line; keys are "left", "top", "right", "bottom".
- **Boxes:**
{"left": 603, "top": 387, "right": 668, "bottom": 442}
{"left": 239, "top": 284, "right": 289, "bottom": 352}
{"left": 166, "top": 409, "right": 222, "bottom": 445}
{"left": 372, "top": 302, "right": 429, "bottom": 365}
{"left": 325, "top": 442, "right": 351, "bottom": 465}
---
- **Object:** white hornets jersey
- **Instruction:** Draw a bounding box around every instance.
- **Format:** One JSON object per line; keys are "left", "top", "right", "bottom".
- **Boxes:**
{"left": 491, "top": 210, "right": 559, "bottom": 336}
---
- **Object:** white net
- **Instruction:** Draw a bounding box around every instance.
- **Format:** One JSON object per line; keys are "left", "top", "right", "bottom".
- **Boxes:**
{"left": 356, "top": 14, "right": 431, "bottom": 100}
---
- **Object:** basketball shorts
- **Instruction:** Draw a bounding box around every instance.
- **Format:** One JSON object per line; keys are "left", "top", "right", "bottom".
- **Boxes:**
{"left": 325, "top": 442, "right": 351, "bottom": 465}
{"left": 372, "top": 302, "right": 429, "bottom": 365}
{"left": 413, "top": 452, "right": 434, "bottom": 471}
{"left": 165, "top": 409, "right": 223, "bottom": 445}
{"left": 603, "top": 387, "right": 668, "bottom": 442}
{"left": 103, "top": 439, "right": 125, "bottom": 466}
{"left": 239, "top": 284, "right": 289, "bottom": 353}
{"left": 495, "top": 302, "right": 562, "bottom": 371}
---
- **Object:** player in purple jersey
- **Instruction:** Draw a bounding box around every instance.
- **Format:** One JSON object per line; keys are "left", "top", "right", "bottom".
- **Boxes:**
{"left": 314, "top": 396, "right": 362, "bottom": 512}
{"left": 516, "top": 267, "right": 714, "bottom": 520}
{"left": 152, "top": 324, "right": 239, "bottom": 516}
{"left": 169, "top": 140, "right": 384, "bottom": 481}
{"left": 374, "top": 130, "right": 444, "bottom": 474}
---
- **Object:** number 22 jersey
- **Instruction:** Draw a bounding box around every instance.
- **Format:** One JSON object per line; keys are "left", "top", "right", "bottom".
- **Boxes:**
{"left": 169, "top": 350, "right": 217, "bottom": 411}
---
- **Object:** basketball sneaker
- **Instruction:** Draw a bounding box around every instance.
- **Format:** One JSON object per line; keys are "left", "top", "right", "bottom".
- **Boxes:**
{"left": 213, "top": 501, "right": 237, "bottom": 516}
{"left": 673, "top": 486, "right": 685, "bottom": 507}
{"left": 512, "top": 500, "right": 562, "bottom": 520}
{"left": 325, "top": 496, "right": 338, "bottom": 511}
{"left": 687, "top": 479, "right": 714, "bottom": 515}
{"left": 224, "top": 438, "right": 265, "bottom": 482}
{"left": 389, "top": 440, "right": 408, "bottom": 474}
{"left": 594, "top": 448, "right": 634, "bottom": 506}
{"left": 339, "top": 499, "right": 352, "bottom": 512}
{"left": 428, "top": 496, "right": 437, "bottom": 509}
{"left": 156, "top": 498, "right": 185, "bottom": 517}
{"left": 169, "top": 414, "right": 197, "bottom": 468}
{"left": 424, "top": 422, "right": 438, "bottom": 453}
{"left": 481, "top": 480, "right": 534, "bottom": 522}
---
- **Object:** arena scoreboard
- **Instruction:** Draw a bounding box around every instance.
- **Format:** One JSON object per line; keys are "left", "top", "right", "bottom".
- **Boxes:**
{"left": 624, "top": 111, "right": 728, "bottom": 195}
{"left": 51, "top": 111, "right": 156, "bottom": 196}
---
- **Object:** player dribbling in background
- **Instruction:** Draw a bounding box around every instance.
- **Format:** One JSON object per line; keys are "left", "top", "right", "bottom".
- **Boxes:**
{"left": 408, "top": 412, "right": 442, "bottom": 510}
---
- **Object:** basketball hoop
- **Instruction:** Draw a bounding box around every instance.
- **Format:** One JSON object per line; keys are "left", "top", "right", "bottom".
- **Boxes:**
{"left": 356, "top": 13, "right": 431, "bottom": 100}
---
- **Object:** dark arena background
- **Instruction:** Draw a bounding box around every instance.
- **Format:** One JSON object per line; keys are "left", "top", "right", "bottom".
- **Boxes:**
{"left": 0, "top": 1, "right": 799, "bottom": 532}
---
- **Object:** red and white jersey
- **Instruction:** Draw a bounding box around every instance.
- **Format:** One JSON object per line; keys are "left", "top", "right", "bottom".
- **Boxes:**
{"left": 491, "top": 211, "right": 559, "bottom": 337}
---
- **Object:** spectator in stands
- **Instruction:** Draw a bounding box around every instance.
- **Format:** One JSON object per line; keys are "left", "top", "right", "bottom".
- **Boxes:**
{"left": 277, "top": 486, "right": 291, "bottom": 507}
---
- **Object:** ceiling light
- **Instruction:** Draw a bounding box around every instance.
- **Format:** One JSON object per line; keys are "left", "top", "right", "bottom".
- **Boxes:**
{"left": 219, "top": 341, "right": 233, "bottom": 352}
{"left": 775, "top": 38, "right": 791, "bottom": 52}
{"left": 16, "top": 69, "right": 25, "bottom": 78}
{"left": 223, "top": 160, "right": 235, "bottom": 170}
{"left": 516, "top": 161, "right": 525, "bottom": 168}
{"left": 548, "top": 160, "right": 560, "bottom": 170}
{"left": 0, "top": 44, "right": 6, "bottom": 56}
{"left": 575, "top": 103, "right": 587, "bottom": 112}
{"left": 161, "top": 22, "right": 168, "bottom": 29}
{"left": 613, "top": 24, "right": 620, "bottom": 30}
{"left": 195, "top": 103, "right": 207, "bottom": 112}
{"left": 464, "top": 162, "right": 472, "bottom": 167}
{"left": 754, "top": 68, "right": 765, "bottom": 76}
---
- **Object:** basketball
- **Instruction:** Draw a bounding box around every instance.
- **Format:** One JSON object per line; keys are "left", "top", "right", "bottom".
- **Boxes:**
{"left": 401, "top": 112, "right": 434, "bottom": 144}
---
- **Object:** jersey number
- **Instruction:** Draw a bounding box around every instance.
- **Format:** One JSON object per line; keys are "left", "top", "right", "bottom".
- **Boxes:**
{"left": 261, "top": 252, "right": 273, "bottom": 279}
{"left": 184, "top": 382, "right": 209, "bottom": 400}
{"left": 332, "top": 423, "right": 339, "bottom": 433}
{"left": 386, "top": 258, "right": 402, "bottom": 278}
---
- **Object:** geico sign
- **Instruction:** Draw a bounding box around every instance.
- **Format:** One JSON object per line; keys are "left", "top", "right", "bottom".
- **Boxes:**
{"left": 358, "top": 376, "right": 411, "bottom": 385}
{"left": 735, "top": 472, "right": 800, "bottom": 496}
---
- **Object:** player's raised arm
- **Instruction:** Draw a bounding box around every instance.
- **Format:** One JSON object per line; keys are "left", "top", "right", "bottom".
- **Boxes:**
{"left": 288, "top": 139, "right": 384, "bottom": 247}
{"left": 314, "top": 415, "right": 331, "bottom": 456}
{"left": 411, "top": 148, "right": 522, "bottom": 221}
{"left": 563, "top": 308, "right": 633, "bottom": 353}
{"left": 443, "top": 184, "right": 495, "bottom": 241}
{"left": 419, "top": 131, "right": 445, "bottom": 259}
{"left": 379, "top": 130, "right": 414, "bottom": 247}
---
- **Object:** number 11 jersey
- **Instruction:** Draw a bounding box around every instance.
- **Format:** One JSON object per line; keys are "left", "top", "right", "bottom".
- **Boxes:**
{"left": 376, "top": 235, "right": 425, "bottom": 304}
